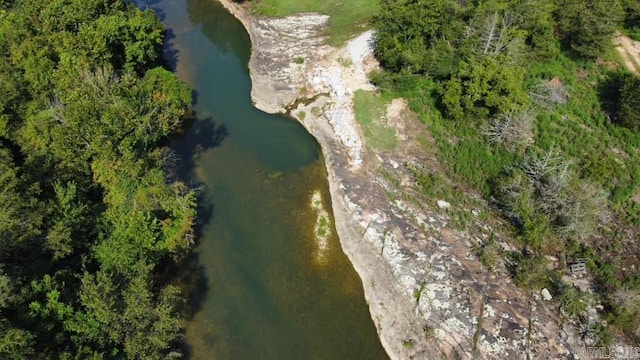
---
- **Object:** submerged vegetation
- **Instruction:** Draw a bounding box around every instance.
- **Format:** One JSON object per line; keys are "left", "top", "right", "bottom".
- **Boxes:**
{"left": 371, "top": 0, "right": 640, "bottom": 344}
{"left": 0, "top": 0, "right": 196, "bottom": 358}
{"left": 310, "top": 190, "right": 331, "bottom": 264}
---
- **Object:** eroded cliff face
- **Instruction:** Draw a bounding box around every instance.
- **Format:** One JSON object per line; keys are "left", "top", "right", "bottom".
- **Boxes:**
{"left": 217, "top": 1, "right": 586, "bottom": 358}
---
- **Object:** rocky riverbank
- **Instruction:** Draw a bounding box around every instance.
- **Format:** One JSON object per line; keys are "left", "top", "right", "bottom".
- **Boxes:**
{"left": 216, "top": 1, "right": 588, "bottom": 358}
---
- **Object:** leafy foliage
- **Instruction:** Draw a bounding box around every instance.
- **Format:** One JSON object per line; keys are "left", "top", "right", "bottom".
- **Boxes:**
{"left": 622, "top": 0, "right": 640, "bottom": 39}
{"left": 0, "top": 0, "right": 196, "bottom": 358}
{"left": 617, "top": 74, "right": 640, "bottom": 130}
{"left": 443, "top": 57, "right": 528, "bottom": 119}
{"left": 373, "top": 0, "right": 467, "bottom": 76}
{"left": 555, "top": 0, "right": 624, "bottom": 58}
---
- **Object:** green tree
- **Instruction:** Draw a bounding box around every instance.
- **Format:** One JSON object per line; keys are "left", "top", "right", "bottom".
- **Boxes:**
{"left": 0, "top": 322, "right": 34, "bottom": 360}
{"left": 0, "top": 1, "right": 14, "bottom": 10}
{"left": 557, "top": 284, "right": 588, "bottom": 317}
{"left": 0, "top": 0, "right": 195, "bottom": 357}
{"left": 373, "top": 0, "right": 468, "bottom": 77}
{"left": 442, "top": 57, "right": 528, "bottom": 119}
{"left": 514, "top": 0, "right": 557, "bottom": 57}
{"left": 46, "top": 181, "right": 91, "bottom": 260}
{"left": 618, "top": 74, "right": 640, "bottom": 130}
{"left": 622, "top": 0, "right": 640, "bottom": 39}
{"left": 555, "top": 0, "right": 624, "bottom": 58}
{"left": 0, "top": 148, "right": 43, "bottom": 260}
{"left": 72, "top": 267, "right": 182, "bottom": 359}
{"left": 508, "top": 252, "right": 551, "bottom": 289}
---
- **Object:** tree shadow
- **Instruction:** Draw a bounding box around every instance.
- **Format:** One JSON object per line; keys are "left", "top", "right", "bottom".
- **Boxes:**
{"left": 166, "top": 108, "right": 228, "bottom": 357}
{"left": 130, "top": 0, "right": 180, "bottom": 70}
{"left": 597, "top": 70, "right": 632, "bottom": 126}
{"left": 173, "top": 113, "right": 228, "bottom": 172}
{"left": 136, "top": 0, "right": 235, "bottom": 355}
{"left": 162, "top": 28, "right": 181, "bottom": 72}
{"left": 174, "top": 111, "right": 228, "bottom": 245}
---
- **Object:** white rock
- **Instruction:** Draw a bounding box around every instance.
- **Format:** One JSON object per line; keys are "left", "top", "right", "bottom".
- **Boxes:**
{"left": 437, "top": 200, "right": 451, "bottom": 209}
{"left": 541, "top": 288, "right": 552, "bottom": 301}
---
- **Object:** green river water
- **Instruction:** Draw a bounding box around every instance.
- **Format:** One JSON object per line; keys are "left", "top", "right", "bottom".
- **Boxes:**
{"left": 136, "top": 0, "right": 388, "bottom": 358}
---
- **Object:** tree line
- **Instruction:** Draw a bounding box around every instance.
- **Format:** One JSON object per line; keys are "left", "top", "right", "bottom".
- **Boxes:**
{"left": 374, "top": 0, "right": 639, "bottom": 123}
{"left": 1, "top": 0, "right": 196, "bottom": 358}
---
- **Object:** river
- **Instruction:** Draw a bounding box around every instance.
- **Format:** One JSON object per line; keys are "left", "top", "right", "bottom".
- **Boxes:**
{"left": 134, "top": 0, "right": 387, "bottom": 358}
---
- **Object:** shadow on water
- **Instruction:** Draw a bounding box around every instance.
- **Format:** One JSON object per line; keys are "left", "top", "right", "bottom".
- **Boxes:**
{"left": 185, "top": 0, "right": 250, "bottom": 70}
{"left": 173, "top": 114, "right": 229, "bottom": 175}
{"left": 163, "top": 110, "right": 229, "bottom": 358}
{"left": 162, "top": 28, "right": 181, "bottom": 72}
{"left": 173, "top": 112, "right": 228, "bottom": 227}
{"left": 127, "top": 0, "right": 227, "bottom": 356}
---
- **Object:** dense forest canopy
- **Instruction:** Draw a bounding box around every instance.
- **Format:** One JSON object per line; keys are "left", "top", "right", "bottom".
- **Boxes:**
{"left": 0, "top": 0, "right": 196, "bottom": 358}
{"left": 373, "top": 0, "right": 640, "bottom": 344}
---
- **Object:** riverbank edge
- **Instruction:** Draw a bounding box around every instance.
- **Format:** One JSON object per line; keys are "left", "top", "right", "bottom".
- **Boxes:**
{"left": 214, "top": 1, "right": 419, "bottom": 358}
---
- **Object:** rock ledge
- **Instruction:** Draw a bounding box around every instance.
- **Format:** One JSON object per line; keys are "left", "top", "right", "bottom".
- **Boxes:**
{"left": 216, "top": 1, "right": 587, "bottom": 358}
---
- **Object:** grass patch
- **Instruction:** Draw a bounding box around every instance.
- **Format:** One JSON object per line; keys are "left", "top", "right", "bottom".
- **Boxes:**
{"left": 402, "top": 339, "right": 415, "bottom": 349}
{"left": 353, "top": 89, "right": 397, "bottom": 151}
{"left": 252, "top": 0, "right": 380, "bottom": 46}
{"left": 337, "top": 57, "right": 352, "bottom": 67}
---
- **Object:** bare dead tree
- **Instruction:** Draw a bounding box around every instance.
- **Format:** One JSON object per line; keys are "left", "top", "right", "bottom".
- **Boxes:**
{"left": 522, "top": 151, "right": 607, "bottom": 240}
{"left": 482, "top": 11, "right": 519, "bottom": 55}
{"left": 494, "top": 168, "right": 533, "bottom": 217}
{"left": 484, "top": 110, "right": 534, "bottom": 150}
{"left": 80, "top": 67, "right": 119, "bottom": 96}
{"left": 470, "top": 10, "right": 524, "bottom": 59}
{"left": 464, "top": 23, "right": 477, "bottom": 41}
{"left": 47, "top": 95, "right": 66, "bottom": 125}
{"left": 518, "top": 149, "right": 575, "bottom": 222}
{"left": 497, "top": 146, "right": 610, "bottom": 242}
{"left": 482, "top": 11, "right": 504, "bottom": 55}
{"left": 612, "top": 288, "right": 640, "bottom": 311}
{"left": 160, "top": 149, "right": 180, "bottom": 168}
{"left": 520, "top": 148, "right": 571, "bottom": 185}
{"left": 529, "top": 80, "right": 568, "bottom": 109}
{"left": 556, "top": 181, "right": 609, "bottom": 240}
{"left": 156, "top": 147, "right": 184, "bottom": 184}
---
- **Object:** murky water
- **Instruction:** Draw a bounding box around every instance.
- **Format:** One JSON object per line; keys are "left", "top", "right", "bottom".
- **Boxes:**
{"left": 135, "top": 0, "right": 387, "bottom": 358}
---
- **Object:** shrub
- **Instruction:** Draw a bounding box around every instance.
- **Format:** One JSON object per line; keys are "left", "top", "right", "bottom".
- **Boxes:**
{"left": 618, "top": 75, "right": 640, "bottom": 131}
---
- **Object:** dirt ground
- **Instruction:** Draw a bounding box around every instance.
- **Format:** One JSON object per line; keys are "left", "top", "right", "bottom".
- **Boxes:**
{"left": 614, "top": 33, "right": 640, "bottom": 74}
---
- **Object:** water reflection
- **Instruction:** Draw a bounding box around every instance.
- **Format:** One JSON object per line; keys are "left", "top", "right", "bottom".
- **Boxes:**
{"left": 186, "top": 0, "right": 251, "bottom": 64}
